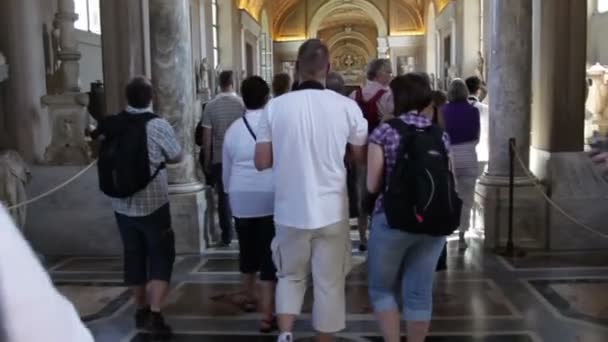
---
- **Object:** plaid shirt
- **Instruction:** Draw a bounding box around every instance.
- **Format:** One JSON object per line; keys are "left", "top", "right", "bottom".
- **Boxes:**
{"left": 369, "top": 112, "right": 451, "bottom": 214}
{"left": 111, "top": 107, "right": 182, "bottom": 217}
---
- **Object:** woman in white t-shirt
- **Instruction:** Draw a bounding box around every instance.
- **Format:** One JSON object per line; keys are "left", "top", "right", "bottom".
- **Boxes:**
{"left": 222, "top": 76, "right": 276, "bottom": 333}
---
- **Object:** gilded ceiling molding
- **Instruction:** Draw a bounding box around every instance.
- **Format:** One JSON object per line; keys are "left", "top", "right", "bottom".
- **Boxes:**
{"left": 308, "top": 0, "right": 388, "bottom": 38}
{"left": 326, "top": 31, "right": 377, "bottom": 56}
{"left": 237, "top": 0, "right": 264, "bottom": 21}
{"left": 434, "top": 0, "right": 451, "bottom": 13}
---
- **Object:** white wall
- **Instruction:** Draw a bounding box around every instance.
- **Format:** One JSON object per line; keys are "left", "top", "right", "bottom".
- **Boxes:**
{"left": 76, "top": 30, "right": 103, "bottom": 92}
{"left": 588, "top": 6, "right": 608, "bottom": 65}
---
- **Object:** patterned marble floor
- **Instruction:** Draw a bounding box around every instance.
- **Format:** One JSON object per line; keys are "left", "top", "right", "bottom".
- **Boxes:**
{"left": 48, "top": 237, "right": 608, "bottom": 342}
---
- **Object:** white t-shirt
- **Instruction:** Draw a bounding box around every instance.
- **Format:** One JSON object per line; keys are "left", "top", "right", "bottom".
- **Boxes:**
{"left": 0, "top": 207, "right": 94, "bottom": 342}
{"left": 257, "top": 85, "right": 368, "bottom": 229}
{"left": 469, "top": 96, "right": 490, "bottom": 162}
{"left": 223, "top": 109, "right": 274, "bottom": 218}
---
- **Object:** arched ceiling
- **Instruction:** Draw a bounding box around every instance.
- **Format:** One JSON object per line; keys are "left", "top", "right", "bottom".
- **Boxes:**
{"left": 237, "top": 0, "right": 441, "bottom": 38}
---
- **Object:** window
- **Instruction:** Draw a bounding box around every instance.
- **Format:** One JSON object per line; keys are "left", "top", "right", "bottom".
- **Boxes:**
{"left": 599, "top": 0, "right": 608, "bottom": 13}
{"left": 212, "top": 0, "right": 219, "bottom": 68}
{"left": 75, "top": 0, "right": 101, "bottom": 34}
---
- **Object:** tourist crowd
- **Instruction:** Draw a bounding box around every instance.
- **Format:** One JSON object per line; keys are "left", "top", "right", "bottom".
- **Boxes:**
{"left": 96, "top": 38, "right": 487, "bottom": 342}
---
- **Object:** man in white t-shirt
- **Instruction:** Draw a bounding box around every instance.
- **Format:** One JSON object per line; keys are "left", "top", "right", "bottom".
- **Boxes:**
{"left": 255, "top": 39, "right": 368, "bottom": 342}
{"left": 466, "top": 76, "right": 490, "bottom": 164}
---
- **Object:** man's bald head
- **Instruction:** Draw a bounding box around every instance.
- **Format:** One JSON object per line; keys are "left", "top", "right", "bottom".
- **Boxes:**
{"left": 296, "top": 39, "right": 330, "bottom": 81}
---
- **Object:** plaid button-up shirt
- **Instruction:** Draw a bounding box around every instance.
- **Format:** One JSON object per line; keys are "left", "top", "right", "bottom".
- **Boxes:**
{"left": 111, "top": 107, "right": 182, "bottom": 217}
{"left": 369, "top": 112, "right": 451, "bottom": 214}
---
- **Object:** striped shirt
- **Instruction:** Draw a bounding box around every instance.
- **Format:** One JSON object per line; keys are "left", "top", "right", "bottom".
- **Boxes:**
{"left": 202, "top": 92, "right": 245, "bottom": 164}
{"left": 369, "top": 112, "right": 451, "bottom": 214}
{"left": 111, "top": 107, "right": 182, "bottom": 217}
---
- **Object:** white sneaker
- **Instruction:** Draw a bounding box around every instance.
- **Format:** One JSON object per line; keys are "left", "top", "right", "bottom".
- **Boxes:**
{"left": 277, "top": 332, "right": 293, "bottom": 342}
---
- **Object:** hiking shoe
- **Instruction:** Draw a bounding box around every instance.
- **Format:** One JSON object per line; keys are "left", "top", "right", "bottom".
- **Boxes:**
{"left": 147, "top": 312, "right": 173, "bottom": 338}
{"left": 135, "top": 306, "right": 151, "bottom": 329}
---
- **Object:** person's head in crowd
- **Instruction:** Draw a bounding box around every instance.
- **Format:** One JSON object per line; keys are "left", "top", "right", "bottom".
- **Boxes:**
{"left": 390, "top": 73, "right": 432, "bottom": 115}
{"left": 367, "top": 58, "right": 393, "bottom": 86}
{"left": 272, "top": 73, "right": 291, "bottom": 97}
{"left": 241, "top": 76, "right": 270, "bottom": 111}
{"left": 326, "top": 72, "right": 346, "bottom": 95}
{"left": 126, "top": 76, "right": 153, "bottom": 109}
{"left": 296, "top": 39, "right": 330, "bottom": 83}
{"left": 465, "top": 76, "right": 483, "bottom": 99}
{"left": 431, "top": 90, "right": 448, "bottom": 109}
{"left": 447, "top": 78, "right": 469, "bottom": 103}
{"left": 219, "top": 70, "right": 235, "bottom": 93}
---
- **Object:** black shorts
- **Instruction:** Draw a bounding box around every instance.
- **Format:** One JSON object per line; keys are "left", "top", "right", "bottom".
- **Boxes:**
{"left": 234, "top": 216, "right": 277, "bottom": 282}
{"left": 115, "top": 204, "right": 176, "bottom": 285}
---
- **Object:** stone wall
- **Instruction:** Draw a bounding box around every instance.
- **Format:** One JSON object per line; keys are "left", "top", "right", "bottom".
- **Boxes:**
{"left": 588, "top": 9, "right": 608, "bottom": 65}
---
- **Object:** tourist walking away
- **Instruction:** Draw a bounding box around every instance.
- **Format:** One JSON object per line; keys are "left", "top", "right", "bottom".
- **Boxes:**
{"left": 326, "top": 71, "right": 346, "bottom": 95}
{"left": 466, "top": 76, "right": 490, "bottom": 166}
{"left": 201, "top": 70, "right": 245, "bottom": 246}
{"left": 97, "top": 76, "right": 183, "bottom": 338}
{"left": 255, "top": 39, "right": 368, "bottom": 342}
{"left": 366, "top": 73, "right": 461, "bottom": 342}
{"left": 443, "top": 79, "right": 481, "bottom": 249}
{"left": 223, "top": 76, "right": 277, "bottom": 333}
{"left": 272, "top": 72, "right": 292, "bottom": 98}
{"left": 349, "top": 58, "right": 394, "bottom": 251}
{"left": 0, "top": 206, "right": 94, "bottom": 342}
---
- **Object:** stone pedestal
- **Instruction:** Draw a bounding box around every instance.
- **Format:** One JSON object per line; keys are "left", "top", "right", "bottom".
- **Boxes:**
{"left": 476, "top": 176, "right": 546, "bottom": 249}
{"left": 41, "top": 93, "right": 91, "bottom": 165}
{"left": 531, "top": 150, "right": 608, "bottom": 250}
{"left": 169, "top": 191, "right": 207, "bottom": 254}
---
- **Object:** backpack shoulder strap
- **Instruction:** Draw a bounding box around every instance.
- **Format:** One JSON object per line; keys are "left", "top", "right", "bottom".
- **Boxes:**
{"left": 355, "top": 88, "right": 363, "bottom": 103}
{"left": 242, "top": 116, "right": 256, "bottom": 141}
{"left": 369, "top": 89, "right": 388, "bottom": 104}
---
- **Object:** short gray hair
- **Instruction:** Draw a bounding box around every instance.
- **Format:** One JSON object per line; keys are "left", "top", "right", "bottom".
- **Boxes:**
{"left": 447, "top": 78, "right": 469, "bottom": 102}
{"left": 326, "top": 72, "right": 345, "bottom": 95}
{"left": 367, "top": 59, "right": 392, "bottom": 81}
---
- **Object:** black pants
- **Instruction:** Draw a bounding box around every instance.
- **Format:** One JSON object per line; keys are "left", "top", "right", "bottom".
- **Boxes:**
{"left": 211, "top": 163, "right": 233, "bottom": 244}
{"left": 115, "top": 204, "right": 176, "bottom": 285}
{"left": 234, "top": 216, "right": 277, "bottom": 281}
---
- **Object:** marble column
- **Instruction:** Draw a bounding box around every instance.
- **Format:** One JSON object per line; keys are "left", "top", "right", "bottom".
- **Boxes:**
{"left": 476, "top": 0, "right": 545, "bottom": 249}
{"left": 149, "top": 0, "right": 201, "bottom": 192}
{"left": 100, "top": 0, "right": 149, "bottom": 114}
{"left": 149, "top": 0, "right": 207, "bottom": 253}
{"left": 0, "top": 0, "right": 51, "bottom": 161}
{"left": 485, "top": 0, "right": 532, "bottom": 178}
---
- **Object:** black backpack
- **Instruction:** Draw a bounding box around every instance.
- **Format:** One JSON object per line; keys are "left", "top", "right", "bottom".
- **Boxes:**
{"left": 97, "top": 112, "right": 165, "bottom": 198}
{"left": 383, "top": 118, "right": 462, "bottom": 236}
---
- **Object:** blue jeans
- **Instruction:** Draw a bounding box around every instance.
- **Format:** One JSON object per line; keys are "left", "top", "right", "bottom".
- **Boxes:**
{"left": 367, "top": 213, "right": 446, "bottom": 321}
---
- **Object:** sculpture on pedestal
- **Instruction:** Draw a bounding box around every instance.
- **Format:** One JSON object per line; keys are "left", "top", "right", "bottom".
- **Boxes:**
{"left": 585, "top": 63, "right": 608, "bottom": 137}
{"left": 40, "top": 0, "right": 91, "bottom": 165}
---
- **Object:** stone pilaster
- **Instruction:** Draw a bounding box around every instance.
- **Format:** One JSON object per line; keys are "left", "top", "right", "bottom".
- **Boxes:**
{"left": 100, "top": 0, "right": 149, "bottom": 115}
{"left": 476, "top": 0, "right": 545, "bottom": 249}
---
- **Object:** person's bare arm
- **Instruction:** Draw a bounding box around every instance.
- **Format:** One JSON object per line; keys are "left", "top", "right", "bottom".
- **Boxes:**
{"left": 367, "top": 143, "right": 385, "bottom": 194}
{"left": 348, "top": 144, "right": 367, "bottom": 167}
{"left": 255, "top": 142, "right": 273, "bottom": 171}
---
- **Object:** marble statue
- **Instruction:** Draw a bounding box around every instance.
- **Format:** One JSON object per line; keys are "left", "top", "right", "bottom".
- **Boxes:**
{"left": 586, "top": 63, "right": 608, "bottom": 135}
{"left": 51, "top": 18, "right": 62, "bottom": 74}
{"left": 0, "top": 150, "right": 31, "bottom": 229}
{"left": 200, "top": 58, "right": 209, "bottom": 90}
